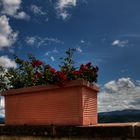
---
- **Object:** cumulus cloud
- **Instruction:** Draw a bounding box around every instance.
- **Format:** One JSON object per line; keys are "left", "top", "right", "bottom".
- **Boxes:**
{"left": 112, "top": 40, "right": 128, "bottom": 47}
{"left": 25, "top": 36, "right": 62, "bottom": 47}
{"left": 98, "top": 77, "right": 140, "bottom": 112}
{"left": 1, "top": 0, "right": 21, "bottom": 15}
{"left": 0, "top": 15, "right": 18, "bottom": 49}
{"left": 30, "top": 5, "right": 47, "bottom": 16}
{"left": 0, "top": 55, "right": 17, "bottom": 68}
{"left": 55, "top": 0, "right": 77, "bottom": 20}
{"left": 1, "top": 0, "right": 29, "bottom": 20}
{"left": 105, "top": 78, "right": 135, "bottom": 92}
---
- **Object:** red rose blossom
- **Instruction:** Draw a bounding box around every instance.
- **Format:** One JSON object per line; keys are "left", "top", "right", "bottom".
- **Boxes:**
{"left": 35, "top": 71, "right": 42, "bottom": 78}
{"left": 57, "top": 71, "right": 67, "bottom": 80}
{"left": 45, "top": 65, "right": 51, "bottom": 69}
{"left": 80, "top": 64, "right": 87, "bottom": 71}
{"left": 50, "top": 68, "right": 56, "bottom": 74}
{"left": 73, "top": 70, "right": 81, "bottom": 75}
{"left": 32, "top": 60, "right": 43, "bottom": 67}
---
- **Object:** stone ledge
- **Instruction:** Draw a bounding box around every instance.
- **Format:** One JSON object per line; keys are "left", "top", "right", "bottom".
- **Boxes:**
{"left": 0, "top": 122, "right": 140, "bottom": 139}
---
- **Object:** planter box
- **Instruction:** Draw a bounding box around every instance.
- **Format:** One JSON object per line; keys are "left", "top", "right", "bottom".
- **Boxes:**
{"left": 2, "top": 80, "right": 99, "bottom": 126}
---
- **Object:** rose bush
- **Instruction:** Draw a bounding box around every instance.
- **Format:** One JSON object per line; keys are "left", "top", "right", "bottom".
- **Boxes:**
{"left": 1, "top": 48, "right": 99, "bottom": 91}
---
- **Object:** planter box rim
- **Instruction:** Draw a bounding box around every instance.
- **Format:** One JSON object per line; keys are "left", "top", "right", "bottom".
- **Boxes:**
{"left": 2, "top": 80, "right": 99, "bottom": 96}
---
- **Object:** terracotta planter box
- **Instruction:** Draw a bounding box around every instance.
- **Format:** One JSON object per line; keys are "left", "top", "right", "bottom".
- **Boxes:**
{"left": 2, "top": 80, "right": 99, "bottom": 126}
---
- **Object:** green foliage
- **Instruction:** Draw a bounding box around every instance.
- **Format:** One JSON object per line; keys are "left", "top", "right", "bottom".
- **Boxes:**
{"left": 0, "top": 48, "right": 99, "bottom": 91}
{"left": 59, "top": 48, "right": 76, "bottom": 73}
{"left": 0, "top": 66, "right": 8, "bottom": 92}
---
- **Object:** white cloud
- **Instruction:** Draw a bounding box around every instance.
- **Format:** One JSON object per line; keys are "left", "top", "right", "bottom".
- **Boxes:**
{"left": 25, "top": 36, "right": 62, "bottom": 47}
{"left": 56, "top": 0, "right": 77, "bottom": 20}
{"left": 136, "top": 80, "right": 140, "bottom": 86}
{"left": 112, "top": 40, "right": 128, "bottom": 47}
{"left": 57, "top": 0, "right": 76, "bottom": 9}
{"left": 98, "top": 78, "right": 140, "bottom": 112}
{"left": 30, "top": 5, "right": 47, "bottom": 16}
{"left": 1, "top": 0, "right": 29, "bottom": 20}
{"left": 76, "top": 47, "right": 82, "bottom": 53}
{"left": 0, "top": 15, "right": 18, "bottom": 49}
{"left": 44, "top": 48, "right": 58, "bottom": 57}
{"left": 50, "top": 56, "right": 55, "bottom": 62}
{"left": 1, "top": 0, "right": 21, "bottom": 15}
{"left": 13, "top": 11, "right": 30, "bottom": 20}
{"left": 25, "top": 36, "right": 36, "bottom": 46}
{"left": 104, "top": 78, "right": 135, "bottom": 92}
{"left": 80, "top": 40, "right": 85, "bottom": 43}
{"left": 59, "top": 11, "right": 69, "bottom": 20}
{"left": 0, "top": 55, "right": 17, "bottom": 68}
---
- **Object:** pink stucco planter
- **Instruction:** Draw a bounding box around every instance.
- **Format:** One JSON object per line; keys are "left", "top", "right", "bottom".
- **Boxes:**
{"left": 2, "top": 80, "right": 99, "bottom": 126}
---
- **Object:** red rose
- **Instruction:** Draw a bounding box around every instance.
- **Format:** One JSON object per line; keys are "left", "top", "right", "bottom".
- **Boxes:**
{"left": 73, "top": 70, "right": 81, "bottom": 75}
{"left": 80, "top": 64, "right": 87, "bottom": 71}
{"left": 50, "top": 68, "right": 56, "bottom": 74}
{"left": 45, "top": 65, "right": 51, "bottom": 69}
{"left": 57, "top": 72, "right": 67, "bottom": 80}
{"left": 32, "top": 60, "right": 43, "bottom": 67}
{"left": 80, "top": 64, "right": 84, "bottom": 69}
{"left": 35, "top": 71, "right": 42, "bottom": 78}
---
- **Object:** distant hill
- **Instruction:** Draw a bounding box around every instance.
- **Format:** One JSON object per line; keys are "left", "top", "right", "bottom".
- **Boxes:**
{"left": 98, "top": 109, "right": 140, "bottom": 123}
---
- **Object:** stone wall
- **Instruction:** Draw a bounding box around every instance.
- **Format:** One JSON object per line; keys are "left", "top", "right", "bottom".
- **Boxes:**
{"left": 0, "top": 123, "right": 140, "bottom": 140}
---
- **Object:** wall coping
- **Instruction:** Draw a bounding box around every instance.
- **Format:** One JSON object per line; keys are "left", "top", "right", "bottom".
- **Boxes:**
{"left": 81, "top": 122, "right": 140, "bottom": 127}
{"left": 0, "top": 122, "right": 140, "bottom": 138}
{"left": 2, "top": 80, "right": 99, "bottom": 96}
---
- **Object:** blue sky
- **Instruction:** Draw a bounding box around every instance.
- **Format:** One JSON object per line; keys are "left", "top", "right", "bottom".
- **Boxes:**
{"left": 0, "top": 0, "right": 140, "bottom": 115}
